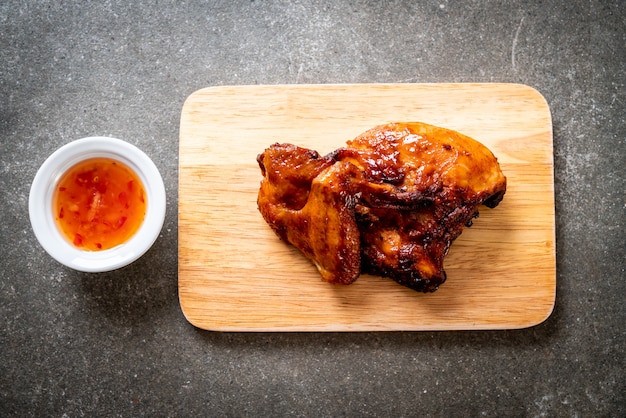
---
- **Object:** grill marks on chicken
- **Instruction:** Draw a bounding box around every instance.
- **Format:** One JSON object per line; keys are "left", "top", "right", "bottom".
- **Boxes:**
{"left": 256, "top": 122, "right": 507, "bottom": 292}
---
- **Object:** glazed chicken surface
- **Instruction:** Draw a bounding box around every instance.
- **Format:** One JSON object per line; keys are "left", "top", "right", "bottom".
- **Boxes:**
{"left": 256, "top": 122, "right": 507, "bottom": 292}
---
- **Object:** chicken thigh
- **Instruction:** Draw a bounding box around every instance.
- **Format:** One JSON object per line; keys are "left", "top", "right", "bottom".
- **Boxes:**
{"left": 256, "top": 122, "right": 506, "bottom": 292}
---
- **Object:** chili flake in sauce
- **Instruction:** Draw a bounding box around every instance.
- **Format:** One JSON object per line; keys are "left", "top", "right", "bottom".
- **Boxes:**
{"left": 53, "top": 157, "right": 146, "bottom": 250}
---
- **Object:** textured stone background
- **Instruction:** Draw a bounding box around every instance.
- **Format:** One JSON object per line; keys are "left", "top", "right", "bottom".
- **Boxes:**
{"left": 1, "top": 1, "right": 624, "bottom": 416}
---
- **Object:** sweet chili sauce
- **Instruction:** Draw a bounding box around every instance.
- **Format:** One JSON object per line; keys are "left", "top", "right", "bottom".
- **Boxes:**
{"left": 53, "top": 157, "right": 146, "bottom": 251}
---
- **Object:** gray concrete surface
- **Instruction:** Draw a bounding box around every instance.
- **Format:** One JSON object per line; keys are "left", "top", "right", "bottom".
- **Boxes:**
{"left": 1, "top": 1, "right": 624, "bottom": 416}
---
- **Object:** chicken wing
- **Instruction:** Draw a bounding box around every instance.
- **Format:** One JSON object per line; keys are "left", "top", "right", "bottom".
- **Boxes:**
{"left": 256, "top": 122, "right": 506, "bottom": 292}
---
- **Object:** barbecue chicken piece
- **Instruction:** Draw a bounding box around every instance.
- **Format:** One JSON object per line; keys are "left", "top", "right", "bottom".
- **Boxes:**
{"left": 256, "top": 122, "right": 506, "bottom": 292}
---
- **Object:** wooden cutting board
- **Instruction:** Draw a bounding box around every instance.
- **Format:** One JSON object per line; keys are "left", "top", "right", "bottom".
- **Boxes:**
{"left": 178, "top": 83, "right": 556, "bottom": 332}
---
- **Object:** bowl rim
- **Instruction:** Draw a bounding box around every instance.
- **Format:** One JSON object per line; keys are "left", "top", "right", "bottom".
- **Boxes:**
{"left": 29, "top": 136, "right": 166, "bottom": 272}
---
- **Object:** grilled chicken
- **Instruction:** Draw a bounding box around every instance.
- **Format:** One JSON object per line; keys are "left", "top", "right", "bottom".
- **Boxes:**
{"left": 256, "top": 122, "right": 506, "bottom": 292}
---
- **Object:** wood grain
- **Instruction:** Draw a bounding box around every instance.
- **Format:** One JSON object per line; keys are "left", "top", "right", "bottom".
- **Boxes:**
{"left": 178, "top": 83, "right": 556, "bottom": 331}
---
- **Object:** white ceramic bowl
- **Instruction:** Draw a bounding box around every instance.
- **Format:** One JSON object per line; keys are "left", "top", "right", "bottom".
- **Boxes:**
{"left": 29, "top": 137, "right": 166, "bottom": 272}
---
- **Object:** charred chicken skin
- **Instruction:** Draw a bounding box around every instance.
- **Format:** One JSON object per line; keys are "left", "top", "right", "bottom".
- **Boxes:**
{"left": 256, "top": 122, "right": 506, "bottom": 292}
